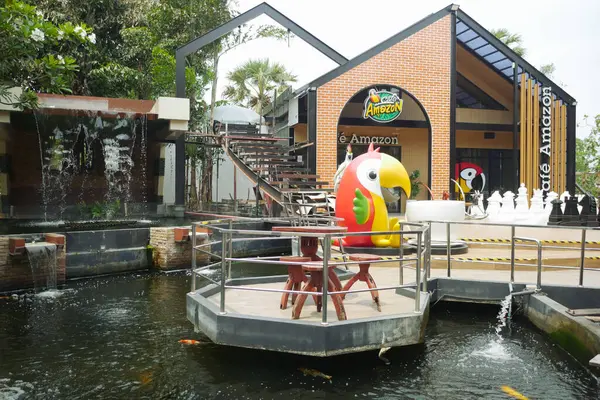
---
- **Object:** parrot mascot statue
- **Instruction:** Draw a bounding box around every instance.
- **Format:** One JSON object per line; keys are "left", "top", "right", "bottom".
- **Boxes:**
{"left": 334, "top": 143, "right": 411, "bottom": 248}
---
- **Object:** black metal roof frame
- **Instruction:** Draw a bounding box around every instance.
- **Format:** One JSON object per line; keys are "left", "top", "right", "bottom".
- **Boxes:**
{"left": 455, "top": 9, "right": 575, "bottom": 104}
{"left": 175, "top": 2, "right": 348, "bottom": 98}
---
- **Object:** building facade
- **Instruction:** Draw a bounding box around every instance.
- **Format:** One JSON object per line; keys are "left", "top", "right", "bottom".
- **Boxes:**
{"left": 265, "top": 4, "right": 576, "bottom": 208}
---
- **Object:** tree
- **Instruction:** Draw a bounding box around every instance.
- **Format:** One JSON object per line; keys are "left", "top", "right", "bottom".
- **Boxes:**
{"left": 539, "top": 63, "right": 556, "bottom": 79}
{"left": 576, "top": 114, "right": 600, "bottom": 196}
{"left": 491, "top": 28, "right": 526, "bottom": 57}
{"left": 223, "top": 58, "right": 297, "bottom": 117}
{"left": 0, "top": 0, "right": 95, "bottom": 109}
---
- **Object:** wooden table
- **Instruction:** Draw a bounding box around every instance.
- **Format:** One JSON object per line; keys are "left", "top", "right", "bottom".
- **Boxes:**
{"left": 272, "top": 225, "right": 346, "bottom": 291}
{"left": 272, "top": 226, "right": 347, "bottom": 320}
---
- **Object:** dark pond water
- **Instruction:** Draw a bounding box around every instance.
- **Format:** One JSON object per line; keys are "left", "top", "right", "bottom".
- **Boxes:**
{"left": 0, "top": 271, "right": 598, "bottom": 399}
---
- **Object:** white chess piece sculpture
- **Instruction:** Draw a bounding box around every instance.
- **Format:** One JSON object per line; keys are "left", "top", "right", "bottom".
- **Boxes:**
{"left": 514, "top": 183, "right": 529, "bottom": 222}
{"left": 469, "top": 190, "right": 485, "bottom": 217}
{"left": 528, "top": 189, "right": 546, "bottom": 225}
{"left": 499, "top": 191, "right": 516, "bottom": 222}
{"left": 486, "top": 190, "right": 502, "bottom": 221}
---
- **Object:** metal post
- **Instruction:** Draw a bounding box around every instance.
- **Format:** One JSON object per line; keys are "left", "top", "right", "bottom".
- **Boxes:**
{"left": 536, "top": 241, "right": 542, "bottom": 290}
{"left": 227, "top": 220, "right": 233, "bottom": 279}
{"left": 322, "top": 234, "right": 330, "bottom": 325}
{"left": 220, "top": 231, "right": 227, "bottom": 314}
{"left": 579, "top": 229, "right": 586, "bottom": 286}
{"left": 415, "top": 230, "right": 422, "bottom": 313}
{"left": 399, "top": 230, "right": 404, "bottom": 285}
{"left": 422, "top": 224, "right": 429, "bottom": 293}
{"left": 510, "top": 225, "right": 516, "bottom": 283}
{"left": 446, "top": 222, "right": 451, "bottom": 278}
{"left": 191, "top": 223, "right": 197, "bottom": 292}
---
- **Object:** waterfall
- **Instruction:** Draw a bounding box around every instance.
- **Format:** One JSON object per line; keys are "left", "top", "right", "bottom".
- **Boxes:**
{"left": 32, "top": 111, "right": 149, "bottom": 221}
{"left": 495, "top": 294, "right": 513, "bottom": 339}
{"left": 25, "top": 243, "right": 58, "bottom": 292}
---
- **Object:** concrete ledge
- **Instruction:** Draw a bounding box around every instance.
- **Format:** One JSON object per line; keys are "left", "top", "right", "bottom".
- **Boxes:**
{"left": 187, "top": 280, "right": 429, "bottom": 357}
{"left": 524, "top": 294, "right": 600, "bottom": 365}
{"left": 66, "top": 248, "right": 148, "bottom": 278}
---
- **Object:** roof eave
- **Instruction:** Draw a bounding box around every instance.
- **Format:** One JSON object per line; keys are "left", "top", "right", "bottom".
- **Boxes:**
{"left": 456, "top": 9, "right": 576, "bottom": 104}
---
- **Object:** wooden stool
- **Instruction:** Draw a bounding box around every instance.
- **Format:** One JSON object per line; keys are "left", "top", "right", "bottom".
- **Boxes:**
{"left": 342, "top": 254, "right": 382, "bottom": 311}
{"left": 292, "top": 264, "right": 347, "bottom": 321}
{"left": 280, "top": 256, "right": 312, "bottom": 309}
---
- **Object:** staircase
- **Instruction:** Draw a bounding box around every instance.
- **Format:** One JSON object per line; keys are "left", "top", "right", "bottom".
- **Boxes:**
{"left": 221, "top": 133, "right": 335, "bottom": 222}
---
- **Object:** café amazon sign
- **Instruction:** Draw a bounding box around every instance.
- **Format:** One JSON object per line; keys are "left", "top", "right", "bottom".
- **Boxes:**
{"left": 363, "top": 88, "right": 404, "bottom": 123}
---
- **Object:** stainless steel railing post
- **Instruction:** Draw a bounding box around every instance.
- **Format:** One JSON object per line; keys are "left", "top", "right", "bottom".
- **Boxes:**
{"left": 322, "top": 234, "right": 331, "bottom": 325}
{"left": 422, "top": 225, "right": 429, "bottom": 293}
{"left": 228, "top": 220, "right": 233, "bottom": 279}
{"left": 514, "top": 236, "right": 542, "bottom": 290}
{"left": 536, "top": 240, "right": 543, "bottom": 290}
{"left": 399, "top": 229, "right": 404, "bottom": 285}
{"left": 415, "top": 230, "right": 422, "bottom": 313}
{"left": 191, "top": 223, "right": 197, "bottom": 292}
{"left": 220, "top": 231, "right": 228, "bottom": 314}
{"left": 446, "top": 222, "right": 451, "bottom": 278}
{"left": 579, "top": 229, "right": 586, "bottom": 287}
{"left": 510, "top": 225, "right": 516, "bottom": 283}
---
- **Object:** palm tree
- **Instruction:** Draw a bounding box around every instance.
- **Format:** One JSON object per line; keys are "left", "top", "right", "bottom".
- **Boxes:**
{"left": 222, "top": 59, "right": 296, "bottom": 117}
{"left": 490, "top": 28, "right": 526, "bottom": 57}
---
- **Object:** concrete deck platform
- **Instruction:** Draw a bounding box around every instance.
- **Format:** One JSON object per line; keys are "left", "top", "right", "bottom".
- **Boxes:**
{"left": 186, "top": 270, "right": 430, "bottom": 357}
{"left": 206, "top": 281, "right": 416, "bottom": 322}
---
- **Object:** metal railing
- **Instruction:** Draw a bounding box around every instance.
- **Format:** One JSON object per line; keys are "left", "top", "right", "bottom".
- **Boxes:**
{"left": 431, "top": 219, "right": 599, "bottom": 288}
{"left": 190, "top": 218, "right": 430, "bottom": 324}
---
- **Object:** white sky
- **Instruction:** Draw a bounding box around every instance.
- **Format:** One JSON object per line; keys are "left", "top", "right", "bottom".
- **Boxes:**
{"left": 204, "top": 0, "right": 600, "bottom": 137}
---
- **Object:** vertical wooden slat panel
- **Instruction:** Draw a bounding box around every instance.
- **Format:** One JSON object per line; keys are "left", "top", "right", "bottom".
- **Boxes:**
{"left": 526, "top": 79, "right": 533, "bottom": 190}
{"left": 550, "top": 99, "right": 556, "bottom": 192}
{"left": 533, "top": 84, "right": 540, "bottom": 189}
{"left": 519, "top": 74, "right": 526, "bottom": 184}
{"left": 553, "top": 99, "right": 560, "bottom": 192}
{"left": 560, "top": 104, "right": 567, "bottom": 193}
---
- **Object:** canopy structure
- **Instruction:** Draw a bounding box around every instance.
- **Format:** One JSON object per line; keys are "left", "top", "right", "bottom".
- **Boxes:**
{"left": 213, "top": 104, "right": 264, "bottom": 125}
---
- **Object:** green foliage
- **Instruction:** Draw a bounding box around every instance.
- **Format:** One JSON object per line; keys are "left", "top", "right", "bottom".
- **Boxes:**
{"left": 576, "top": 115, "right": 600, "bottom": 197}
{"left": 409, "top": 170, "right": 422, "bottom": 199}
{"left": 490, "top": 28, "right": 526, "bottom": 57}
{"left": 0, "top": 0, "right": 95, "bottom": 108}
{"left": 79, "top": 199, "right": 122, "bottom": 220}
{"left": 222, "top": 58, "right": 297, "bottom": 113}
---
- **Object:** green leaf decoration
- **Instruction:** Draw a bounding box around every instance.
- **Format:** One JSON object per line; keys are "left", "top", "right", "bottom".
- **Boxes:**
{"left": 353, "top": 188, "right": 369, "bottom": 225}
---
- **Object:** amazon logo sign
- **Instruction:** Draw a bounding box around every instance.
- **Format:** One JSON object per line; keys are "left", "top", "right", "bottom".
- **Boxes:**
{"left": 362, "top": 89, "right": 403, "bottom": 123}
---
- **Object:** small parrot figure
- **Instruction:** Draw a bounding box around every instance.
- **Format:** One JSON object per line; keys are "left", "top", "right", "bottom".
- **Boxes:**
{"left": 333, "top": 144, "right": 353, "bottom": 192}
{"left": 455, "top": 162, "right": 485, "bottom": 200}
{"left": 334, "top": 143, "right": 411, "bottom": 247}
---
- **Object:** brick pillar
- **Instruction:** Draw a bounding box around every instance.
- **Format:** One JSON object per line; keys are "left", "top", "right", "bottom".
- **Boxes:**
{"left": 149, "top": 227, "right": 209, "bottom": 270}
{"left": 0, "top": 123, "right": 9, "bottom": 216}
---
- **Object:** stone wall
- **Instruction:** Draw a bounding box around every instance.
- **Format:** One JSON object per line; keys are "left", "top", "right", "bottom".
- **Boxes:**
{"left": 149, "top": 227, "right": 209, "bottom": 270}
{"left": 0, "top": 234, "right": 66, "bottom": 292}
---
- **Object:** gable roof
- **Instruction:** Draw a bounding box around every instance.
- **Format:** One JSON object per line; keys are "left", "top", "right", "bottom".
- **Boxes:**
{"left": 297, "top": 5, "right": 453, "bottom": 93}
{"left": 294, "top": 4, "right": 575, "bottom": 105}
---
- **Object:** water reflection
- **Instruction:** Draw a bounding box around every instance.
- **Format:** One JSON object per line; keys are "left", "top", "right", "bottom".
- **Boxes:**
{"left": 0, "top": 273, "right": 598, "bottom": 399}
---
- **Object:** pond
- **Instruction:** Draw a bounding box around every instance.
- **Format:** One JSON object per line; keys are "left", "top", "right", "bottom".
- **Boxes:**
{"left": 0, "top": 271, "right": 598, "bottom": 399}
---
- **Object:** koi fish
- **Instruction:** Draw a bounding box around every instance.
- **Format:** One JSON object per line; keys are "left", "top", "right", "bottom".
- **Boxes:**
{"left": 178, "top": 339, "right": 202, "bottom": 345}
{"left": 298, "top": 368, "right": 332, "bottom": 382}
{"left": 501, "top": 386, "right": 529, "bottom": 400}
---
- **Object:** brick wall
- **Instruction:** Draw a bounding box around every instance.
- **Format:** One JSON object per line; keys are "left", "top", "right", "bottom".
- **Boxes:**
{"left": 149, "top": 227, "right": 209, "bottom": 270}
{"left": 317, "top": 16, "right": 452, "bottom": 198}
{"left": 0, "top": 235, "right": 66, "bottom": 292}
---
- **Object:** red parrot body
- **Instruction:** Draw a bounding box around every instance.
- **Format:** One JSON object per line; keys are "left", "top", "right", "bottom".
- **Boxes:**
{"left": 335, "top": 146, "right": 381, "bottom": 247}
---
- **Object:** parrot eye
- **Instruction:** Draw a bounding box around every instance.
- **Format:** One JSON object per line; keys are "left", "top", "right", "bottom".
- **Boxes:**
{"left": 368, "top": 170, "right": 377, "bottom": 180}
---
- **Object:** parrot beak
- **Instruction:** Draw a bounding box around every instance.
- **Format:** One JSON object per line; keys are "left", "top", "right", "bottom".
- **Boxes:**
{"left": 379, "top": 154, "right": 411, "bottom": 200}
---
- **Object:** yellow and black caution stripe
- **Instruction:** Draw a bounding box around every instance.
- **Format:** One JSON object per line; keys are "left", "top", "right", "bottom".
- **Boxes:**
{"left": 460, "top": 238, "right": 600, "bottom": 245}
{"left": 452, "top": 256, "right": 535, "bottom": 262}
{"left": 331, "top": 256, "right": 402, "bottom": 261}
